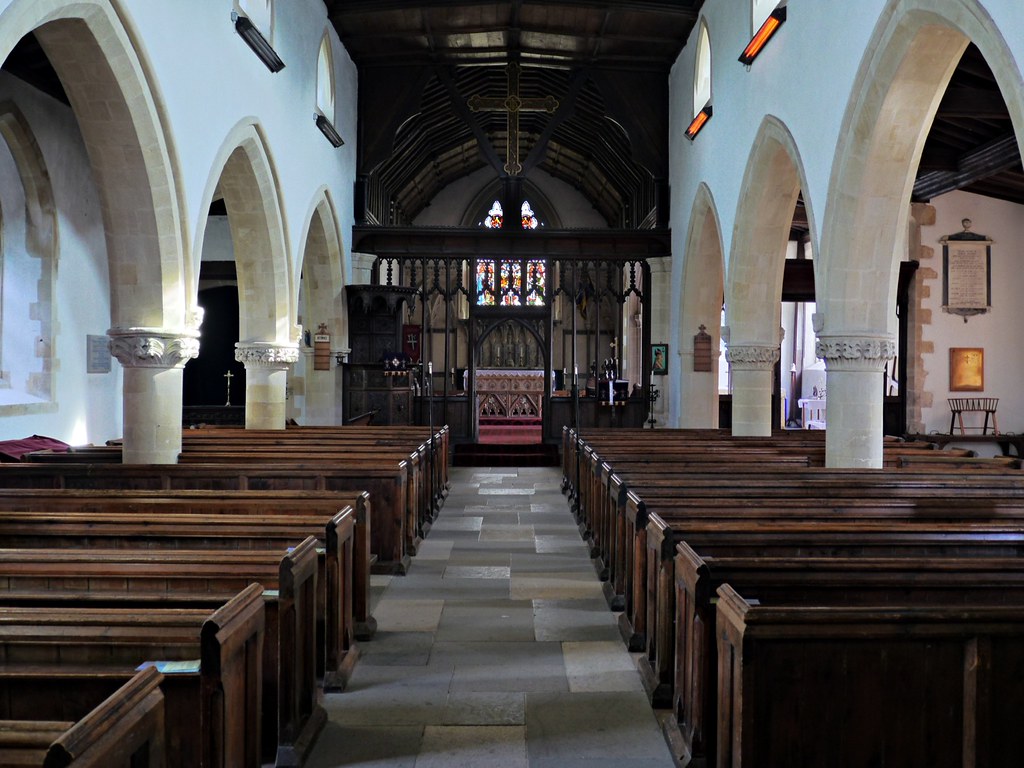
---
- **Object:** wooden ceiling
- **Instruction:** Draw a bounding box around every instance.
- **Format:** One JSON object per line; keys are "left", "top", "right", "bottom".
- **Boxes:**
{"left": 326, "top": 0, "right": 703, "bottom": 228}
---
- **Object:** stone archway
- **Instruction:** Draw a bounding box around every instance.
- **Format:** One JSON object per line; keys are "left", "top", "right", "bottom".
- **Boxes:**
{"left": 675, "top": 183, "right": 724, "bottom": 428}
{"left": 0, "top": 1, "right": 193, "bottom": 462}
{"left": 725, "top": 116, "right": 810, "bottom": 436}
{"left": 194, "top": 122, "right": 296, "bottom": 430}
{"left": 296, "top": 189, "right": 346, "bottom": 425}
{"left": 816, "top": 0, "right": 1023, "bottom": 466}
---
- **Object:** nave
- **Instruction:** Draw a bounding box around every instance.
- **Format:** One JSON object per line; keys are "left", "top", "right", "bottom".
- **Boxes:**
{"left": 307, "top": 466, "right": 675, "bottom": 768}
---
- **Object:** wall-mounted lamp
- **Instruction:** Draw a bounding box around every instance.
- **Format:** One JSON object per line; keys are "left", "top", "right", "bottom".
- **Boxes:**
{"left": 315, "top": 114, "right": 345, "bottom": 147}
{"left": 232, "top": 12, "right": 285, "bottom": 73}
{"left": 685, "top": 104, "right": 713, "bottom": 141}
{"left": 739, "top": 6, "right": 787, "bottom": 66}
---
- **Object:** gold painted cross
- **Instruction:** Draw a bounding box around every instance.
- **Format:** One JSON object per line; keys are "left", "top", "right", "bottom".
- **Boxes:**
{"left": 468, "top": 62, "right": 558, "bottom": 175}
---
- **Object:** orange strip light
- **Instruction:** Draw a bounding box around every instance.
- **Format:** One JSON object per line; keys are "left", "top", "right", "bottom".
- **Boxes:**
{"left": 739, "top": 7, "right": 787, "bottom": 65}
{"left": 685, "top": 105, "right": 712, "bottom": 141}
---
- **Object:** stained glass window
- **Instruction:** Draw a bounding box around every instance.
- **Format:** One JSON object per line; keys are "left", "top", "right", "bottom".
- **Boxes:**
{"left": 483, "top": 200, "right": 503, "bottom": 229}
{"left": 521, "top": 200, "right": 539, "bottom": 230}
{"left": 525, "top": 260, "right": 546, "bottom": 305}
{"left": 476, "top": 260, "right": 496, "bottom": 306}
{"left": 500, "top": 261, "right": 522, "bottom": 306}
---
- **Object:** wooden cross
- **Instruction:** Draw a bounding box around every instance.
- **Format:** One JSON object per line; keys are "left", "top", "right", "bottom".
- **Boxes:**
{"left": 224, "top": 369, "right": 233, "bottom": 406}
{"left": 468, "top": 62, "right": 558, "bottom": 176}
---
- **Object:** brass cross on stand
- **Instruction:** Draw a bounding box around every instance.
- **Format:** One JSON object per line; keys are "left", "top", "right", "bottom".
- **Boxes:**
{"left": 224, "top": 369, "right": 233, "bottom": 406}
{"left": 468, "top": 62, "right": 558, "bottom": 175}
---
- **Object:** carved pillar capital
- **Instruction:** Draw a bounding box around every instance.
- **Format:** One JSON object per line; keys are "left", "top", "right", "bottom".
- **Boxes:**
{"left": 815, "top": 334, "right": 896, "bottom": 372}
{"left": 234, "top": 341, "right": 300, "bottom": 370}
{"left": 107, "top": 327, "right": 200, "bottom": 369}
{"left": 725, "top": 343, "right": 780, "bottom": 371}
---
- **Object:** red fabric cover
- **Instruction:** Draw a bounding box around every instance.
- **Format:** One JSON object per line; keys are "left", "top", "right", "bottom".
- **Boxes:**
{"left": 0, "top": 435, "right": 71, "bottom": 462}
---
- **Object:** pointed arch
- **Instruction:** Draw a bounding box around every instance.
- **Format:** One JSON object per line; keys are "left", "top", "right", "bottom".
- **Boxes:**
{"left": 725, "top": 115, "right": 815, "bottom": 435}
{"left": 676, "top": 183, "right": 724, "bottom": 428}
{"left": 817, "top": 0, "right": 1023, "bottom": 336}
{"left": 296, "top": 187, "right": 346, "bottom": 424}
{"left": 194, "top": 121, "right": 293, "bottom": 345}
{"left": 726, "top": 115, "right": 814, "bottom": 346}
{"left": 816, "top": 0, "right": 1023, "bottom": 466}
{"left": 0, "top": 0, "right": 188, "bottom": 330}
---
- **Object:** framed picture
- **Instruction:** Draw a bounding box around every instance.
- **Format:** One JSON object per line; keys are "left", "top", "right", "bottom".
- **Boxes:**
{"left": 949, "top": 347, "right": 984, "bottom": 391}
{"left": 651, "top": 343, "right": 668, "bottom": 375}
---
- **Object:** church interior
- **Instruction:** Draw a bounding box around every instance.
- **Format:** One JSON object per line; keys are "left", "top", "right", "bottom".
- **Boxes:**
{"left": 0, "top": 0, "right": 1022, "bottom": 766}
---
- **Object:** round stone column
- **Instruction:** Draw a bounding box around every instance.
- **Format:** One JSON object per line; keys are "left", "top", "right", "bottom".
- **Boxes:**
{"left": 725, "top": 343, "right": 779, "bottom": 436}
{"left": 235, "top": 341, "right": 300, "bottom": 429}
{"left": 816, "top": 334, "right": 896, "bottom": 468}
{"left": 108, "top": 327, "right": 200, "bottom": 464}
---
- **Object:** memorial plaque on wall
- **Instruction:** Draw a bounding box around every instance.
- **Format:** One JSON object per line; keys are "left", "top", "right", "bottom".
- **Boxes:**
{"left": 942, "top": 219, "right": 991, "bottom": 321}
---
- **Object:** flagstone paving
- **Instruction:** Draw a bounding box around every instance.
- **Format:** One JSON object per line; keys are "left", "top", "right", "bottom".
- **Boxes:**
{"left": 307, "top": 466, "right": 676, "bottom": 768}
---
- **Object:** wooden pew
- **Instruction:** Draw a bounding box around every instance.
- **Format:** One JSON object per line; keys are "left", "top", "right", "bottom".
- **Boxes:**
{"left": 670, "top": 544, "right": 1024, "bottom": 767}
{"left": 715, "top": 583, "right": 1024, "bottom": 767}
{"left": 0, "top": 489, "right": 361, "bottom": 687}
{"left": 0, "top": 584, "right": 264, "bottom": 768}
{"left": 0, "top": 666, "right": 164, "bottom": 767}
{"left": 0, "top": 544, "right": 317, "bottom": 767}
{"left": 0, "top": 469, "right": 376, "bottom": 640}
{"left": 637, "top": 498, "right": 1024, "bottom": 709}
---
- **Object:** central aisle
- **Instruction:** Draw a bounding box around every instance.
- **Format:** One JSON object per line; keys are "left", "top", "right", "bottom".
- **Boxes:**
{"left": 307, "top": 465, "right": 676, "bottom": 768}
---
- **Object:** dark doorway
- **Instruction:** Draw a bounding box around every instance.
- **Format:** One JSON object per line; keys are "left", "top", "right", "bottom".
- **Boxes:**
{"left": 183, "top": 285, "right": 245, "bottom": 407}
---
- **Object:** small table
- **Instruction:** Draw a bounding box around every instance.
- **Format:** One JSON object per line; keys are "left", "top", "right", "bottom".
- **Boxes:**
{"left": 948, "top": 397, "right": 999, "bottom": 435}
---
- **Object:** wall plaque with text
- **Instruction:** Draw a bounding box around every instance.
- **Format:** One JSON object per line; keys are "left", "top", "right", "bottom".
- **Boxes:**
{"left": 942, "top": 220, "right": 991, "bottom": 321}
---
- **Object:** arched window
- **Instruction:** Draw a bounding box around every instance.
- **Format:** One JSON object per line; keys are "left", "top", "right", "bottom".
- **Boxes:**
{"left": 237, "top": 0, "right": 273, "bottom": 41}
{"left": 694, "top": 22, "right": 712, "bottom": 116}
{"left": 521, "top": 200, "right": 539, "bottom": 230}
{"left": 483, "top": 200, "right": 503, "bottom": 229}
{"left": 316, "top": 33, "right": 335, "bottom": 121}
{"left": 751, "top": 0, "right": 776, "bottom": 33}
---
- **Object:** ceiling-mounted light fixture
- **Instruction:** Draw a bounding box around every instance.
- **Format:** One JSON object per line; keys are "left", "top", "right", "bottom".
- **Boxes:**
{"left": 739, "top": 5, "right": 787, "bottom": 66}
{"left": 315, "top": 114, "right": 345, "bottom": 148}
{"left": 232, "top": 12, "right": 285, "bottom": 73}
{"left": 685, "top": 104, "right": 713, "bottom": 141}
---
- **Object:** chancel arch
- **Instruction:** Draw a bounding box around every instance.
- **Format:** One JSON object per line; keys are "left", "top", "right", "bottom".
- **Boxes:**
{"left": 817, "top": 0, "right": 1023, "bottom": 467}
{"left": 193, "top": 121, "right": 296, "bottom": 430}
{"left": 676, "top": 183, "right": 723, "bottom": 428}
{"left": 0, "top": 1, "right": 192, "bottom": 463}
{"left": 725, "top": 115, "right": 809, "bottom": 437}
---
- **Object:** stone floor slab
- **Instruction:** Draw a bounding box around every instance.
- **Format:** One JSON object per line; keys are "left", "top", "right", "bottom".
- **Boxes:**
{"left": 563, "top": 641, "right": 644, "bottom": 692}
{"left": 305, "top": 723, "right": 423, "bottom": 768}
{"left": 415, "top": 725, "right": 527, "bottom": 768}
{"left": 373, "top": 598, "right": 445, "bottom": 632}
{"left": 442, "top": 692, "right": 526, "bottom": 726}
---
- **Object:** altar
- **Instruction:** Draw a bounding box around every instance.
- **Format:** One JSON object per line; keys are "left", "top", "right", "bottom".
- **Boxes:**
{"left": 476, "top": 369, "right": 544, "bottom": 421}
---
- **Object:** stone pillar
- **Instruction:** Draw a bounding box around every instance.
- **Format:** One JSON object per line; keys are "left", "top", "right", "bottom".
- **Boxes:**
{"left": 108, "top": 326, "right": 200, "bottom": 464}
{"left": 817, "top": 334, "right": 896, "bottom": 468}
{"left": 725, "top": 343, "right": 779, "bottom": 436}
{"left": 235, "top": 341, "right": 300, "bottom": 429}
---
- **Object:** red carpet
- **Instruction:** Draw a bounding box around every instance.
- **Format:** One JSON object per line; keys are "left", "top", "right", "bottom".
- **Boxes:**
{"left": 478, "top": 416, "right": 542, "bottom": 445}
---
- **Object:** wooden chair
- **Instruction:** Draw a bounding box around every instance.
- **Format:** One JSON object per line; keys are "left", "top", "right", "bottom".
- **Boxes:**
{"left": 948, "top": 397, "right": 999, "bottom": 435}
